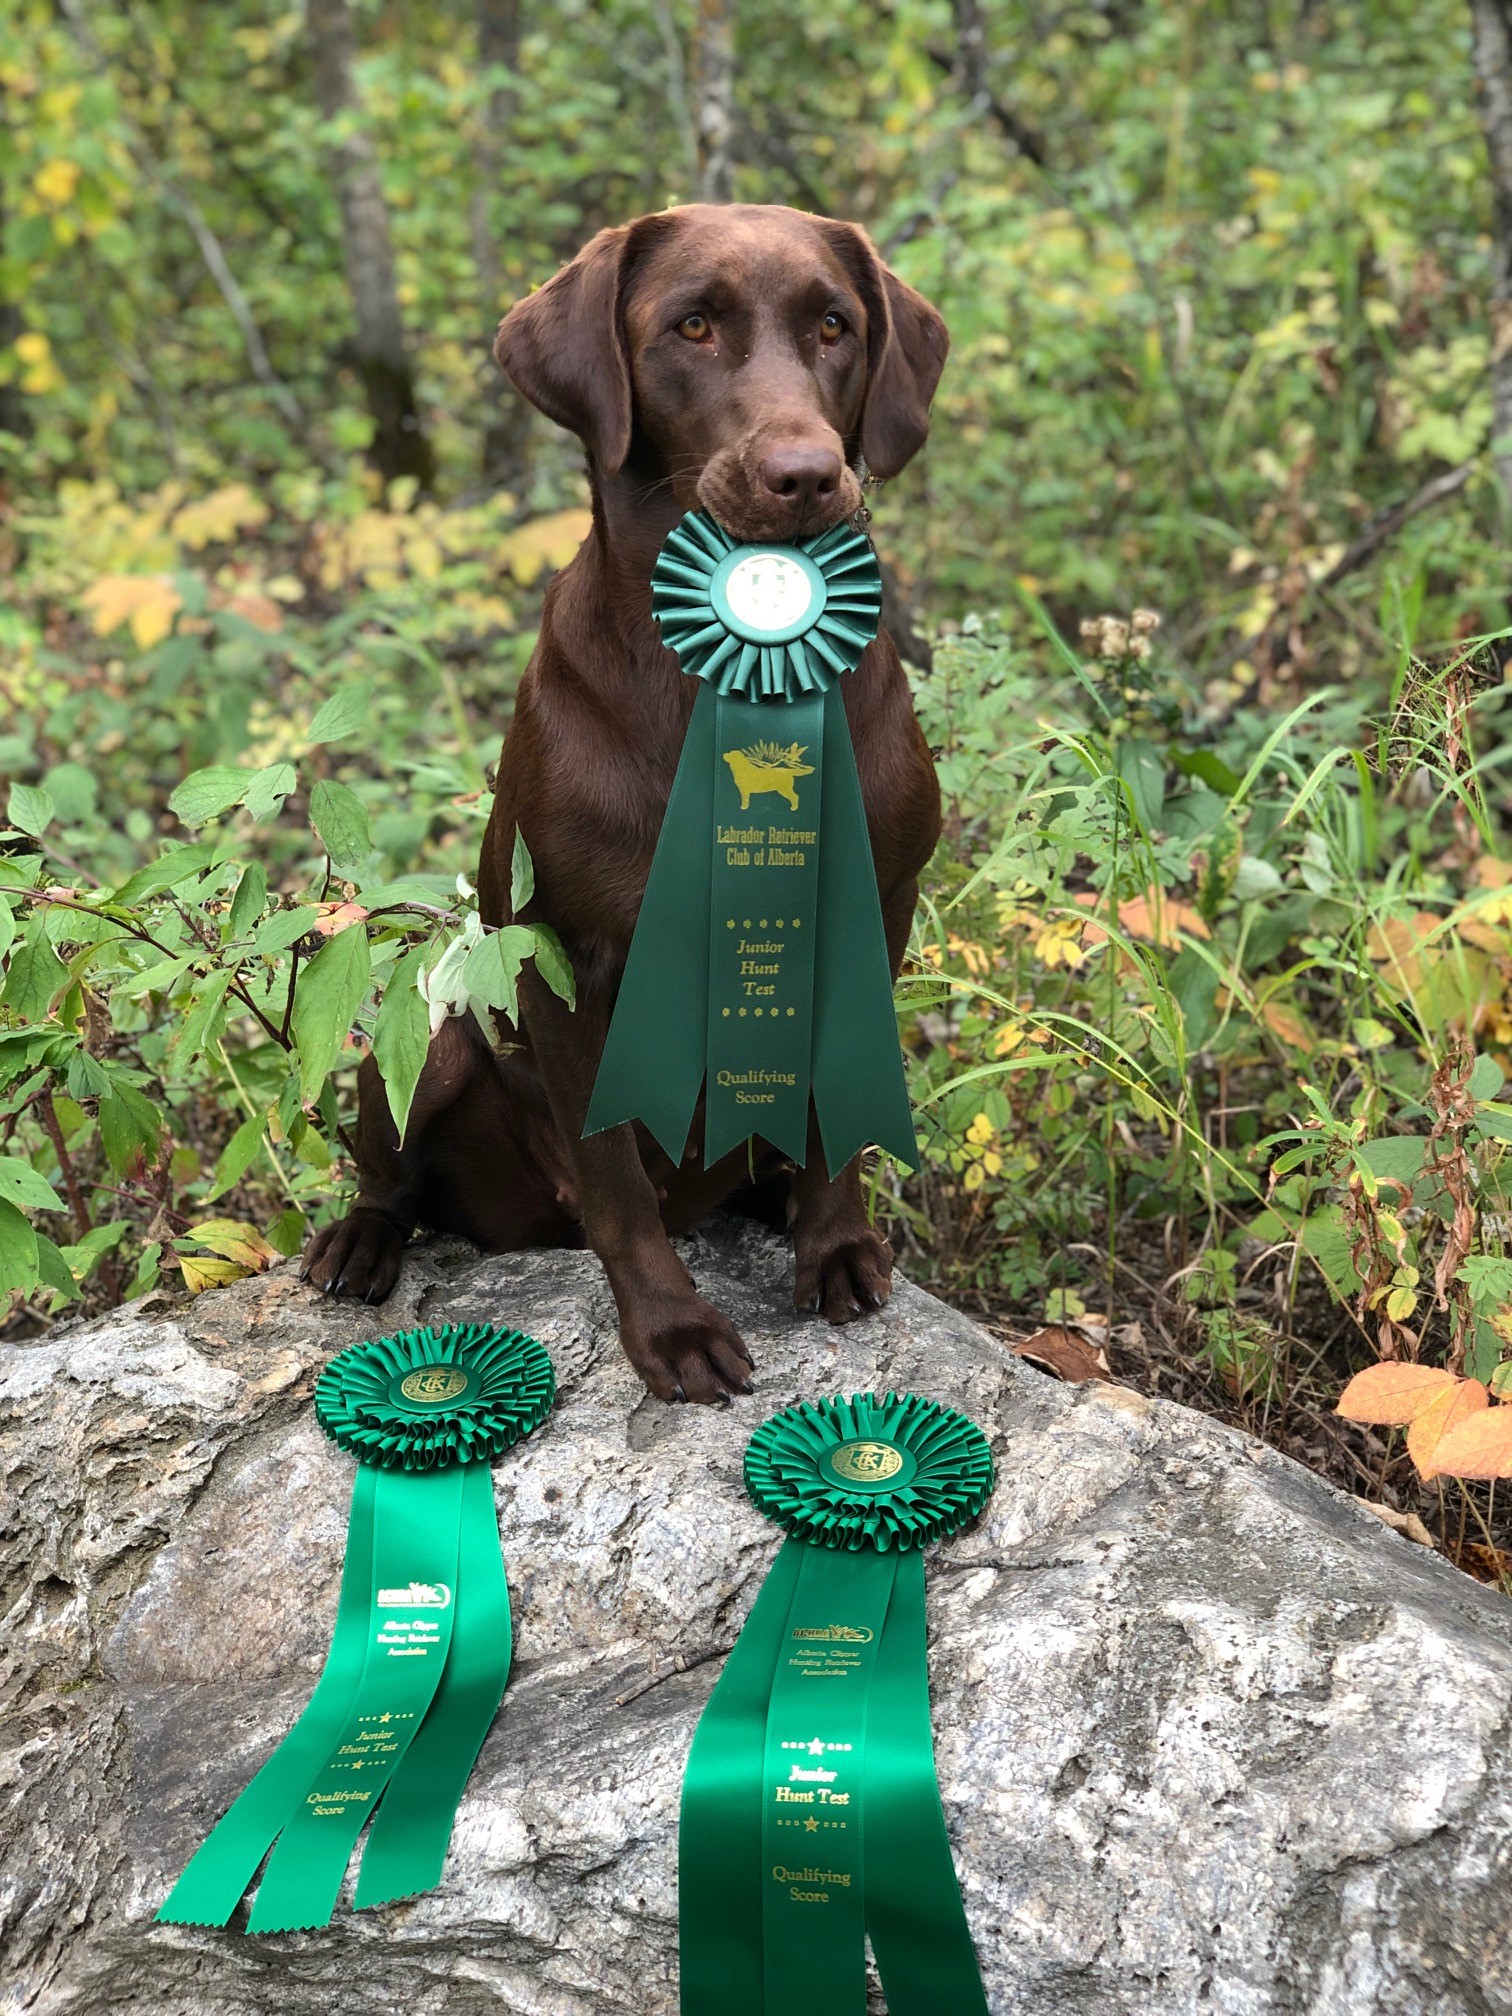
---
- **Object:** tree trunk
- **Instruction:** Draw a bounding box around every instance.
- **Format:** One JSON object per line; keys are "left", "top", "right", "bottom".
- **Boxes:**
{"left": 308, "top": 0, "right": 435, "bottom": 490}
{"left": 692, "top": 0, "right": 735, "bottom": 204}
{"left": 1471, "top": 0, "right": 1512, "bottom": 517}
{"left": 471, "top": 0, "right": 532, "bottom": 487}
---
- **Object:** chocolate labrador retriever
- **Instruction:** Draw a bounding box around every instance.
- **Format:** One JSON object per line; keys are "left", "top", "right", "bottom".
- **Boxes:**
{"left": 303, "top": 203, "right": 947, "bottom": 1405}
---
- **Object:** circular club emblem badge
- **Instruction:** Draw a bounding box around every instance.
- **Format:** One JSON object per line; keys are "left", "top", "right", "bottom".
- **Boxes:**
{"left": 396, "top": 1365, "right": 472, "bottom": 1407}
{"left": 711, "top": 545, "right": 828, "bottom": 645}
{"left": 822, "top": 1438, "right": 918, "bottom": 1493}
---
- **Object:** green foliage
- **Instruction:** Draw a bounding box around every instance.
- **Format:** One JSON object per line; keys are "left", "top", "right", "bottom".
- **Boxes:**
{"left": 8, "top": 0, "right": 1512, "bottom": 1473}
{"left": 0, "top": 703, "right": 570, "bottom": 1310}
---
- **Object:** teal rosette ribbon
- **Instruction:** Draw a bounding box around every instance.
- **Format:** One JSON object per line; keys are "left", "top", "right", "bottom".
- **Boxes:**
{"left": 158, "top": 1323, "right": 554, "bottom": 1934}
{"left": 583, "top": 510, "right": 916, "bottom": 1177}
{"left": 680, "top": 1393, "right": 994, "bottom": 2016}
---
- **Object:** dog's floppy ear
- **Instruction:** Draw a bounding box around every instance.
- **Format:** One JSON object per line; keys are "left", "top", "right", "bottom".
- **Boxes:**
{"left": 494, "top": 225, "right": 633, "bottom": 473}
{"left": 822, "top": 223, "right": 950, "bottom": 480}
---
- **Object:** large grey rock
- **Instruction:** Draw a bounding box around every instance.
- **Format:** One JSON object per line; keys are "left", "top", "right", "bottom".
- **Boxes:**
{"left": 5, "top": 1220, "right": 1512, "bottom": 2016}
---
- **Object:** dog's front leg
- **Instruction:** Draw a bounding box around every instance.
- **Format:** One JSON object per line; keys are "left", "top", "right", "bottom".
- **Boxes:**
{"left": 788, "top": 1111, "right": 895, "bottom": 1323}
{"left": 787, "top": 873, "right": 919, "bottom": 1322}
{"left": 517, "top": 964, "right": 755, "bottom": 1404}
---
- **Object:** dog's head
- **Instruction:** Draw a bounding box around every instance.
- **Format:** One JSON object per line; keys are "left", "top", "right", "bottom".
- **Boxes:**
{"left": 494, "top": 204, "right": 949, "bottom": 543}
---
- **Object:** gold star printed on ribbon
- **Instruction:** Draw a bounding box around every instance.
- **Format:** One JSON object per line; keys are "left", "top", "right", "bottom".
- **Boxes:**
{"left": 805, "top": 1817, "right": 819, "bottom": 1832}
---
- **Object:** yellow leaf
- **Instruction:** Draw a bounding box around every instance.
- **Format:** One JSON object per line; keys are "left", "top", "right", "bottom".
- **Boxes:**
{"left": 1410, "top": 1379, "right": 1490, "bottom": 1478}
{"left": 171, "top": 482, "right": 270, "bottom": 551}
{"left": 183, "top": 1217, "right": 280, "bottom": 1271}
{"left": 178, "top": 1254, "right": 253, "bottom": 1295}
{"left": 962, "top": 1162, "right": 986, "bottom": 1192}
{"left": 1425, "top": 1403, "right": 1512, "bottom": 1481}
{"left": 80, "top": 574, "right": 183, "bottom": 648}
{"left": 34, "top": 159, "right": 81, "bottom": 207}
{"left": 497, "top": 508, "right": 592, "bottom": 585}
{"left": 1336, "top": 1361, "right": 1457, "bottom": 1425}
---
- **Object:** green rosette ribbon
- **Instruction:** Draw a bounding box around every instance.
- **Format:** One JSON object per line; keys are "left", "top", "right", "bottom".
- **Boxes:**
{"left": 158, "top": 1321, "right": 553, "bottom": 1934}
{"left": 680, "top": 1393, "right": 994, "bottom": 2016}
{"left": 584, "top": 510, "right": 917, "bottom": 1178}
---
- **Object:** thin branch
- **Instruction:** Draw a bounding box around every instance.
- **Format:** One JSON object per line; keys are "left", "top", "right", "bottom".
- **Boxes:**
{"left": 38, "top": 1090, "right": 93, "bottom": 1238}
{"left": 613, "top": 1640, "right": 733, "bottom": 1708}
{"left": 55, "top": 0, "right": 304, "bottom": 427}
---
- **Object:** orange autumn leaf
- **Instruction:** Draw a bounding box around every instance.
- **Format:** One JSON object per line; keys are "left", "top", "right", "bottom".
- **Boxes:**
{"left": 1260, "top": 998, "right": 1315, "bottom": 1052}
{"left": 1408, "top": 1378, "right": 1489, "bottom": 1478}
{"left": 1336, "top": 1361, "right": 1458, "bottom": 1426}
{"left": 1424, "top": 1403, "right": 1512, "bottom": 1481}
{"left": 1074, "top": 887, "right": 1210, "bottom": 950}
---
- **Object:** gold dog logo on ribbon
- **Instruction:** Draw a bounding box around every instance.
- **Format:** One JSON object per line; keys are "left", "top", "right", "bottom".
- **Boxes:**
{"left": 830, "top": 1440, "right": 904, "bottom": 1484}
{"left": 722, "top": 741, "right": 814, "bottom": 812}
{"left": 399, "top": 1367, "right": 470, "bottom": 1405}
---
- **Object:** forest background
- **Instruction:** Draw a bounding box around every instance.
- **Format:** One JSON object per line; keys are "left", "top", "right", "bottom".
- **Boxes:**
{"left": 9, "top": 0, "right": 1512, "bottom": 1564}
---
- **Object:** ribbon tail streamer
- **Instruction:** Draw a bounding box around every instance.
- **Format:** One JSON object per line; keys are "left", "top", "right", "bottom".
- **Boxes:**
{"left": 354, "top": 1461, "right": 511, "bottom": 1907}
{"left": 155, "top": 1464, "right": 379, "bottom": 1928}
{"left": 759, "top": 1542, "right": 895, "bottom": 2016}
{"left": 679, "top": 1538, "right": 806, "bottom": 2016}
{"left": 811, "top": 684, "right": 918, "bottom": 1177}
{"left": 246, "top": 1465, "right": 463, "bottom": 1933}
{"left": 584, "top": 683, "right": 716, "bottom": 1162}
{"left": 863, "top": 1548, "right": 989, "bottom": 2015}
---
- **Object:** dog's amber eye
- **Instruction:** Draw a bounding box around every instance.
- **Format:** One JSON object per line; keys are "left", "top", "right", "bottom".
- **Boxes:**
{"left": 677, "top": 313, "right": 711, "bottom": 342}
{"left": 820, "top": 312, "right": 846, "bottom": 343}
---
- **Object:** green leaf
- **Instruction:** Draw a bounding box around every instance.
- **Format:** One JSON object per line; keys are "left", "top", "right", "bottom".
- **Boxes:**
{"left": 1116, "top": 736, "right": 1166, "bottom": 832}
{"left": 127, "top": 1240, "right": 163, "bottom": 1298}
{"left": 462, "top": 924, "right": 534, "bottom": 1026}
{"left": 7, "top": 782, "right": 54, "bottom": 837}
{"left": 309, "top": 779, "right": 372, "bottom": 877}
{"left": 528, "top": 922, "right": 576, "bottom": 1007}
{"left": 1357, "top": 1136, "right": 1427, "bottom": 1185}
{"left": 511, "top": 828, "right": 535, "bottom": 913}
{"left": 43, "top": 762, "right": 96, "bottom": 825}
{"left": 168, "top": 766, "right": 257, "bottom": 827}
{"left": 34, "top": 1233, "right": 82, "bottom": 1304}
{"left": 307, "top": 683, "right": 371, "bottom": 744}
{"left": 111, "top": 841, "right": 217, "bottom": 905}
{"left": 1351, "top": 1016, "right": 1394, "bottom": 1052}
{"left": 0, "top": 1197, "right": 40, "bottom": 1294}
{"left": 1472, "top": 1054, "right": 1506, "bottom": 1103}
{"left": 0, "top": 903, "right": 15, "bottom": 964}
{"left": 0, "top": 1158, "right": 64, "bottom": 1211}
{"left": 243, "top": 762, "right": 298, "bottom": 823}
{"left": 229, "top": 861, "right": 268, "bottom": 936}
{"left": 206, "top": 1112, "right": 271, "bottom": 1202}
{"left": 98, "top": 1082, "right": 163, "bottom": 1176}
{"left": 1174, "top": 747, "right": 1242, "bottom": 796}
{"left": 1231, "top": 855, "right": 1284, "bottom": 902}
{"left": 1455, "top": 1253, "right": 1512, "bottom": 1312}
{"left": 1474, "top": 1101, "right": 1512, "bottom": 1144}
{"left": 66, "top": 1049, "right": 111, "bottom": 1100}
{"left": 253, "top": 907, "right": 317, "bottom": 955}
{"left": 170, "top": 971, "right": 233, "bottom": 1063}
{"left": 291, "top": 920, "right": 371, "bottom": 1101}
{"left": 267, "top": 1206, "right": 306, "bottom": 1257}
{"left": 373, "top": 944, "right": 430, "bottom": 1143}
{"left": 1168, "top": 947, "right": 1217, "bottom": 1049}
{"left": 1, "top": 922, "right": 68, "bottom": 1022}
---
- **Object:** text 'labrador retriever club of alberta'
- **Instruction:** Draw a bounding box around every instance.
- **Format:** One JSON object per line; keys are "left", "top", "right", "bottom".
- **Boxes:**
{"left": 303, "top": 203, "right": 949, "bottom": 1407}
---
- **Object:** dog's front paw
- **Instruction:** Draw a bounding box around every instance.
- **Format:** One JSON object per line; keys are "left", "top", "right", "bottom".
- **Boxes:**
{"left": 621, "top": 1290, "right": 755, "bottom": 1405}
{"left": 302, "top": 1207, "right": 408, "bottom": 1305}
{"left": 794, "top": 1224, "right": 893, "bottom": 1325}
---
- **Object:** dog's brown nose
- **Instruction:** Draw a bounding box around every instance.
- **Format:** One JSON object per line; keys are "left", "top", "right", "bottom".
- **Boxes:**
{"left": 758, "top": 442, "right": 842, "bottom": 515}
